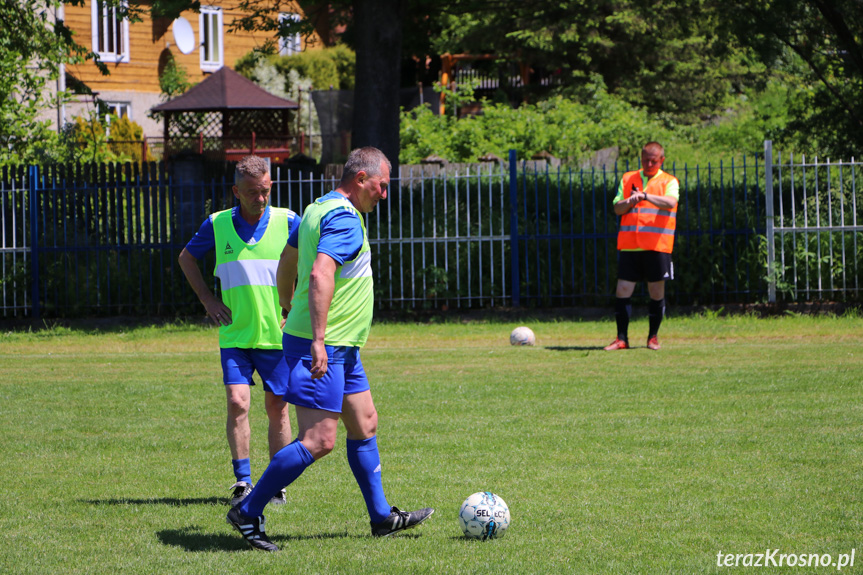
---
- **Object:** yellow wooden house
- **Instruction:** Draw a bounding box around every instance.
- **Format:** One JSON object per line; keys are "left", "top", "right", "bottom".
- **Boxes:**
{"left": 58, "top": 1, "right": 320, "bottom": 138}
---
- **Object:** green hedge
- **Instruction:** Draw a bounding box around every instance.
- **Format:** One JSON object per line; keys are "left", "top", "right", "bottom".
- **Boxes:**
{"left": 400, "top": 80, "right": 797, "bottom": 169}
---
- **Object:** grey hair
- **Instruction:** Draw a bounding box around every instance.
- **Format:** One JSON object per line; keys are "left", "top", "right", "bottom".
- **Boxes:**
{"left": 340, "top": 147, "right": 391, "bottom": 185}
{"left": 642, "top": 141, "right": 665, "bottom": 157}
{"left": 235, "top": 156, "right": 270, "bottom": 184}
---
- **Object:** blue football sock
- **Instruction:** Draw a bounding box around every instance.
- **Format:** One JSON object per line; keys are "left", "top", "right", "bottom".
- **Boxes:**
{"left": 346, "top": 436, "right": 391, "bottom": 524}
{"left": 239, "top": 440, "right": 314, "bottom": 517}
{"left": 232, "top": 458, "right": 252, "bottom": 484}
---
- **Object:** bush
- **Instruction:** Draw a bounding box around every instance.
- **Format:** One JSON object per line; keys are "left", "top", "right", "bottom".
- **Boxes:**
{"left": 272, "top": 51, "right": 337, "bottom": 92}
{"left": 236, "top": 44, "right": 355, "bottom": 93}
{"left": 400, "top": 80, "right": 671, "bottom": 166}
{"left": 65, "top": 113, "right": 152, "bottom": 164}
{"left": 400, "top": 78, "right": 801, "bottom": 168}
{"left": 323, "top": 44, "right": 356, "bottom": 90}
{"left": 159, "top": 52, "right": 192, "bottom": 98}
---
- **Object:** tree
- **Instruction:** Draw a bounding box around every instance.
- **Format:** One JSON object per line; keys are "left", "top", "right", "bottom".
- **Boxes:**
{"left": 223, "top": 0, "right": 405, "bottom": 166}
{"left": 720, "top": 0, "right": 863, "bottom": 155}
{"left": 349, "top": 0, "right": 403, "bottom": 160}
{"left": 124, "top": 0, "right": 863, "bottom": 163}
{"left": 0, "top": 0, "right": 102, "bottom": 164}
{"left": 422, "top": 0, "right": 765, "bottom": 124}
{"left": 428, "top": 0, "right": 863, "bottom": 154}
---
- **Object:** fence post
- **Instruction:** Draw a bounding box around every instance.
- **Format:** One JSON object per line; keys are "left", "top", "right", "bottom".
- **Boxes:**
{"left": 508, "top": 149, "right": 520, "bottom": 306}
{"left": 28, "top": 165, "right": 41, "bottom": 319}
{"left": 765, "top": 140, "right": 776, "bottom": 303}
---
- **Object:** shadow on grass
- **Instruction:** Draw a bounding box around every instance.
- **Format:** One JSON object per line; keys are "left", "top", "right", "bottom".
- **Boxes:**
{"left": 158, "top": 527, "right": 249, "bottom": 552}
{"left": 158, "top": 526, "right": 371, "bottom": 552}
{"left": 83, "top": 497, "right": 225, "bottom": 507}
{"left": 543, "top": 346, "right": 598, "bottom": 352}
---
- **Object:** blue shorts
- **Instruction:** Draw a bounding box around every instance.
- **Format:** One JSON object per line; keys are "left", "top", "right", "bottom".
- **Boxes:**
{"left": 220, "top": 348, "right": 289, "bottom": 395}
{"left": 283, "top": 355, "right": 370, "bottom": 413}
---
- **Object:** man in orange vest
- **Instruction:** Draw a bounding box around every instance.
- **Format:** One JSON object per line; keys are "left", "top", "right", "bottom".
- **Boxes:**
{"left": 604, "top": 142, "right": 680, "bottom": 351}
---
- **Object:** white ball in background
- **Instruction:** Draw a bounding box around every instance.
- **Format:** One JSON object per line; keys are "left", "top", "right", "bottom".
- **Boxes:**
{"left": 510, "top": 326, "right": 536, "bottom": 346}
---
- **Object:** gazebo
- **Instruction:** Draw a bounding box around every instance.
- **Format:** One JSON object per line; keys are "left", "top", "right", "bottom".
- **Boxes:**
{"left": 151, "top": 66, "right": 299, "bottom": 161}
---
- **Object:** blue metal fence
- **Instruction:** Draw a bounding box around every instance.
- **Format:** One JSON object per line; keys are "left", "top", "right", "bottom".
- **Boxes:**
{"left": 505, "top": 154, "right": 766, "bottom": 307}
{"left": 2, "top": 151, "right": 772, "bottom": 318}
{"left": 765, "top": 141, "right": 863, "bottom": 302}
{"left": 20, "top": 163, "right": 181, "bottom": 318}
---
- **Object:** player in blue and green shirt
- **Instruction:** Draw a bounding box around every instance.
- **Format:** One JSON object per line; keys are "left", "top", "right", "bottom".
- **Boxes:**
{"left": 226, "top": 147, "right": 434, "bottom": 551}
{"left": 178, "top": 156, "right": 300, "bottom": 507}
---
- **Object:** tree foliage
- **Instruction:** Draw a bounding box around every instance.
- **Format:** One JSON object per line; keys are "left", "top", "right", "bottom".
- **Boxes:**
{"left": 401, "top": 82, "right": 666, "bottom": 165}
{"left": 4, "top": 0, "right": 859, "bottom": 167}
{"left": 158, "top": 51, "right": 192, "bottom": 99}
{"left": 719, "top": 0, "right": 863, "bottom": 156}
{"left": 424, "top": 0, "right": 764, "bottom": 124}
{"left": 400, "top": 78, "right": 799, "bottom": 166}
{"left": 127, "top": 0, "right": 863, "bottom": 160}
{"left": 236, "top": 44, "right": 355, "bottom": 91}
{"left": 0, "top": 0, "right": 101, "bottom": 164}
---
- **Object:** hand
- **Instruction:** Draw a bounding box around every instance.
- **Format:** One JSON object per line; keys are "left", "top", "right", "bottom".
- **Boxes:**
{"left": 309, "top": 340, "right": 328, "bottom": 380}
{"left": 204, "top": 299, "right": 232, "bottom": 326}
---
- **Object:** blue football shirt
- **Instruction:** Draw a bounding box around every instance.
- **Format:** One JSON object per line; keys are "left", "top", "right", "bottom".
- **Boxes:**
{"left": 184, "top": 205, "right": 300, "bottom": 259}
{"left": 284, "top": 191, "right": 366, "bottom": 362}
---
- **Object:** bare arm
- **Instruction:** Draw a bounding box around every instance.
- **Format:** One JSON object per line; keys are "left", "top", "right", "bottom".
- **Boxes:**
{"left": 178, "top": 248, "right": 231, "bottom": 325}
{"left": 643, "top": 192, "right": 678, "bottom": 209}
{"left": 613, "top": 191, "right": 678, "bottom": 215}
{"left": 307, "top": 252, "right": 338, "bottom": 379}
{"left": 276, "top": 243, "right": 299, "bottom": 316}
{"left": 614, "top": 194, "right": 640, "bottom": 216}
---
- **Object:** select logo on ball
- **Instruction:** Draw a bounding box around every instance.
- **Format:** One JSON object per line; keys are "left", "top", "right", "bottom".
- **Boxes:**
{"left": 458, "top": 492, "right": 511, "bottom": 540}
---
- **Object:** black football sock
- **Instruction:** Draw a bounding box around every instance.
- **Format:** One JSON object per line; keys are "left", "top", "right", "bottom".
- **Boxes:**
{"left": 614, "top": 297, "right": 631, "bottom": 343}
{"left": 648, "top": 297, "right": 665, "bottom": 338}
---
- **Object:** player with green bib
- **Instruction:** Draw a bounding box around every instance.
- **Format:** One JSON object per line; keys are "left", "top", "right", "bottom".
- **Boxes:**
{"left": 227, "top": 147, "right": 434, "bottom": 551}
{"left": 179, "top": 156, "right": 299, "bottom": 507}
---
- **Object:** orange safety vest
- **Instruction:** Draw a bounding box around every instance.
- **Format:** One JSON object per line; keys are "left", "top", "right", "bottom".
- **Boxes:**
{"left": 617, "top": 170, "right": 679, "bottom": 253}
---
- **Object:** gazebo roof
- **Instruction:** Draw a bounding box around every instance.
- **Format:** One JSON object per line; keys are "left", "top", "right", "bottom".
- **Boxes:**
{"left": 152, "top": 66, "right": 299, "bottom": 112}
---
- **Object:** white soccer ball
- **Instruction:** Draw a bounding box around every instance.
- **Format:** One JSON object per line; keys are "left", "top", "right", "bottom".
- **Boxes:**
{"left": 458, "top": 491, "right": 510, "bottom": 540}
{"left": 510, "top": 326, "right": 536, "bottom": 346}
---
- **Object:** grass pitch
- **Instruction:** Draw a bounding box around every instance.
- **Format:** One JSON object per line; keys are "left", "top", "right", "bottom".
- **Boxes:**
{"left": 0, "top": 314, "right": 861, "bottom": 574}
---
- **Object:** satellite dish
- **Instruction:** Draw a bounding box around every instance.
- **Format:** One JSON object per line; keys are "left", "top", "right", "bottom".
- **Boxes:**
{"left": 172, "top": 17, "right": 195, "bottom": 54}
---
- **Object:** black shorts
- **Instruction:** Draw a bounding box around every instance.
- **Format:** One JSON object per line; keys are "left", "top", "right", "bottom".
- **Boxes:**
{"left": 617, "top": 251, "right": 674, "bottom": 283}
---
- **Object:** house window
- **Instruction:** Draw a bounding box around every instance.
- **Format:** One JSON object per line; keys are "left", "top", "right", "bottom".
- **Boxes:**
{"left": 200, "top": 6, "right": 224, "bottom": 72}
{"left": 279, "top": 13, "right": 302, "bottom": 56}
{"left": 91, "top": 1, "right": 129, "bottom": 63}
{"left": 105, "top": 102, "right": 131, "bottom": 120}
